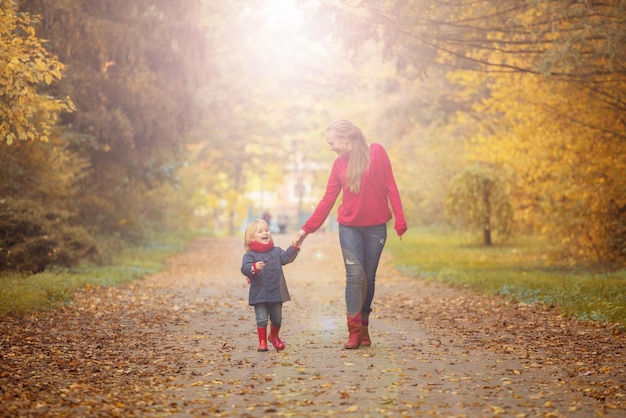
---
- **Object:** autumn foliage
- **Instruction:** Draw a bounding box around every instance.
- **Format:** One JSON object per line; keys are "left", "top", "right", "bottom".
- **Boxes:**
{"left": 320, "top": 0, "right": 626, "bottom": 264}
{"left": 445, "top": 165, "right": 513, "bottom": 246}
{"left": 1, "top": 0, "right": 624, "bottom": 270}
{"left": 0, "top": 0, "right": 73, "bottom": 144}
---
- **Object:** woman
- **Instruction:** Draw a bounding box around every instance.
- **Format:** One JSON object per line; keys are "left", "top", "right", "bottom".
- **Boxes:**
{"left": 294, "top": 119, "right": 407, "bottom": 349}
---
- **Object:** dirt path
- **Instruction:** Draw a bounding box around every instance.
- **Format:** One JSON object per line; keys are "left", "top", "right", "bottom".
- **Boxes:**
{"left": 1, "top": 233, "right": 624, "bottom": 417}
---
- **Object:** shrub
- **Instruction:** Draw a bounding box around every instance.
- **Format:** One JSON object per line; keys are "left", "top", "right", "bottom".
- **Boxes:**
{"left": 0, "top": 198, "right": 99, "bottom": 273}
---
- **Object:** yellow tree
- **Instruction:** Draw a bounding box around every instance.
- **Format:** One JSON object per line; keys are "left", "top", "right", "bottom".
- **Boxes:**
{"left": 460, "top": 71, "right": 626, "bottom": 264}
{"left": 446, "top": 164, "right": 513, "bottom": 246}
{"left": 311, "top": 0, "right": 626, "bottom": 264}
{"left": 0, "top": 0, "right": 73, "bottom": 145}
{"left": 440, "top": 0, "right": 626, "bottom": 264}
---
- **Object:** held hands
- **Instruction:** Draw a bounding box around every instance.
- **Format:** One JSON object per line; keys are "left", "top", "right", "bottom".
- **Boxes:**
{"left": 293, "top": 230, "right": 308, "bottom": 247}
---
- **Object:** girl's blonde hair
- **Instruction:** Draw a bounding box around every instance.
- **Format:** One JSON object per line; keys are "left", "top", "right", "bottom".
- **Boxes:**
{"left": 244, "top": 219, "right": 269, "bottom": 251}
{"left": 326, "top": 119, "right": 370, "bottom": 194}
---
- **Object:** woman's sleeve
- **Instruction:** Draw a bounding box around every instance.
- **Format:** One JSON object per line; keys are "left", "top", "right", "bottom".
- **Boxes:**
{"left": 301, "top": 161, "right": 342, "bottom": 233}
{"left": 381, "top": 147, "right": 408, "bottom": 236}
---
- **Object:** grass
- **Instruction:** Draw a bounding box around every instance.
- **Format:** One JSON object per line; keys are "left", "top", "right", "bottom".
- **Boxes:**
{"left": 386, "top": 226, "right": 626, "bottom": 327}
{"left": 0, "top": 230, "right": 203, "bottom": 317}
{"left": 3, "top": 226, "right": 623, "bottom": 327}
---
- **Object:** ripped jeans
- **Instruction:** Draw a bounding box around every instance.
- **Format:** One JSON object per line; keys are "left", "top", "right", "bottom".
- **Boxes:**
{"left": 338, "top": 223, "right": 387, "bottom": 316}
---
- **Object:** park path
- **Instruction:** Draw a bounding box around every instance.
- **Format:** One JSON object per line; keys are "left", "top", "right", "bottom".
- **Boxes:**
{"left": 1, "top": 233, "right": 624, "bottom": 417}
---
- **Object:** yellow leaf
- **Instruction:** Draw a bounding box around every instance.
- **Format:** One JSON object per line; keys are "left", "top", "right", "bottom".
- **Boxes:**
{"left": 488, "top": 405, "right": 505, "bottom": 414}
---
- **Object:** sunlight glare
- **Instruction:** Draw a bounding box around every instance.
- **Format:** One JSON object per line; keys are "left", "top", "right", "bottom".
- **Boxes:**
{"left": 260, "top": 0, "right": 305, "bottom": 34}
{"left": 235, "top": 0, "right": 327, "bottom": 88}
{"left": 239, "top": 0, "right": 324, "bottom": 80}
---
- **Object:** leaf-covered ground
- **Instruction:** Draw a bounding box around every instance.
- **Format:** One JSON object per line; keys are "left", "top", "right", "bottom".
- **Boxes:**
{"left": 1, "top": 234, "right": 624, "bottom": 417}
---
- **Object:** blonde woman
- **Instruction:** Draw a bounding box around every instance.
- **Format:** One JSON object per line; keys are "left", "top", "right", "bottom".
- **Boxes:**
{"left": 241, "top": 219, "right": 300, "bottom": 351}
{"left": 295, "top": 120, "right": 407, "bottom": 349}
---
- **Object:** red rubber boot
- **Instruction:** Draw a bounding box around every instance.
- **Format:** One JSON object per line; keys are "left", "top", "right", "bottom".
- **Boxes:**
{"left": 268, "top": 323, "right": 285, "bottom": 350}
{"left": 344, "top": 312, "right": 362, "bottom": 349}
{"left": 257, "top": 327, "right": 268, "bottom": 352}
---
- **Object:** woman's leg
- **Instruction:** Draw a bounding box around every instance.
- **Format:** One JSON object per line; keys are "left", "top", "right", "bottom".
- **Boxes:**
{"left": 339, "top": 224, "right": 368, "bottom": 348}
{"left": 361, "top": 224, "right": 387, "bottom": 316}
{"left": 338, "top": 224, "right": 367, "bottom": 316}
{"left": 358, "top": 224, "right": 387, "bottom": 347}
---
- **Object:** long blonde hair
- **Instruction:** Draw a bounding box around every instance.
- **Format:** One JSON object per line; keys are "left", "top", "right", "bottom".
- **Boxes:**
{"left": 326, "top": 119, "right": 370, "bottom": 194}
{"left": 243, "top": 219, "right": 269, "bottom": 251}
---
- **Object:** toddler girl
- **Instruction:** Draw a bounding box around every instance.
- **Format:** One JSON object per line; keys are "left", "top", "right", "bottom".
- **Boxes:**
{"left": 241, "top": 219, "right": 300, "bottom": 351}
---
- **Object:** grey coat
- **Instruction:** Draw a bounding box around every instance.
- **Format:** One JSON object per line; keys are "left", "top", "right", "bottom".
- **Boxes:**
{"left": 241, "top": 245, "right": 299, "bottom": 306}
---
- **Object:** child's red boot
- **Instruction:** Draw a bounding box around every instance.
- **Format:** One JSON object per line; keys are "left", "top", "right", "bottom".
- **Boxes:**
{"left": 268, "top": 323, "right": 285, "bottom": 350}
{"left": 257, "top": 327, "right": 268, "bottom": 352}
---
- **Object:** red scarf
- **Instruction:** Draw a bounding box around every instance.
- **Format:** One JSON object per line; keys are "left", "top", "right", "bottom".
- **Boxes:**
{"left": 249, "top": 240, "right": 274, "bottom": 253}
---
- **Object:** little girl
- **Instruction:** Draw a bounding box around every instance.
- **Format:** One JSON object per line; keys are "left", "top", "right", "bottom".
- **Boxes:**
{"left": 241, "top": 219, "right": 300, "bottom": 351}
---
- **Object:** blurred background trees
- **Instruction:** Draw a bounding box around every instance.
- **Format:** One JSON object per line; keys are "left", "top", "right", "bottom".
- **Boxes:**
{"left": 315, "top": 0, "right": 625, "bottom": 264}
{"left": 1, "top": 0, "right": 624, "bottom": 271}
{"left": 446, "top": 165, "right": 513, "bottom": 246}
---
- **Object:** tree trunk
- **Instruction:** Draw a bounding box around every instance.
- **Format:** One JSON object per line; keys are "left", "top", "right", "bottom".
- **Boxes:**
{"left": 483, "top": 186, "right": 492, "bottom": 246}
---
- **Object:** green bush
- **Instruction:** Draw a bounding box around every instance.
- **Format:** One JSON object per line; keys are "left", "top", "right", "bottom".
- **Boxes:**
{"left": 0, "top": 198, "right": 99, "bottom": 273}
{"left": 0, "top": 229, "right": 199, "bottom": 316}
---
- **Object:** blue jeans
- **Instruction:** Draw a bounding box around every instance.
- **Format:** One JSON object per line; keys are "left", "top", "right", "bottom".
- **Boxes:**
{"left": 254, "top": 302, "right": 282, "bottom": 328}
{"left": 339, "top": 223, "right": 387, "bottom": 316}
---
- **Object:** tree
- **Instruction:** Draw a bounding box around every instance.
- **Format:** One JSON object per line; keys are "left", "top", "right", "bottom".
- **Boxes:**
{"left": 0, "top": 0, "right": 73, "bottom": 145}
{"left": 313, "top": 0, "right": 626, "bottom": 264}
{"left": 18, "top": 0, "right": 212, "bottom": 237}
{"left": 457, "top": 71, "right": 626, "bottom": 263}
{"left": 0, "top": 1, "right": 97, "bottom": 272}
{"left": 184, "top": 0, "right": 375, "bottom": 235}
{"left": 446, "top": 165, "right": 513, "bottom": 246}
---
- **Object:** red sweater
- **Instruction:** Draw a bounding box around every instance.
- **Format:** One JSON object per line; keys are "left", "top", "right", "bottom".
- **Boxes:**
{"left": 302, "top": 143, "right": 407, "bottom": 236}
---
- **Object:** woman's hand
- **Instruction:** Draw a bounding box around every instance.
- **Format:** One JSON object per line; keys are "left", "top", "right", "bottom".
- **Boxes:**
{"left": 294, "top": 230, "right": 308, "bottom": 247}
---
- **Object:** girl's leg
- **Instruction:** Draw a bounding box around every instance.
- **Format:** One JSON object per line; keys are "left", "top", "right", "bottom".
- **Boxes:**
{"left": 267, "top": 302, "right": 285, "bottom": 350}
{"left": 254, "top": 304, "right": 269, "bottom": 352}
{"left": 267, "top": 302, "right": 282, "bottom": 328}
{"left": 254, "top": 304, "right": 269, "bottom": 328}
